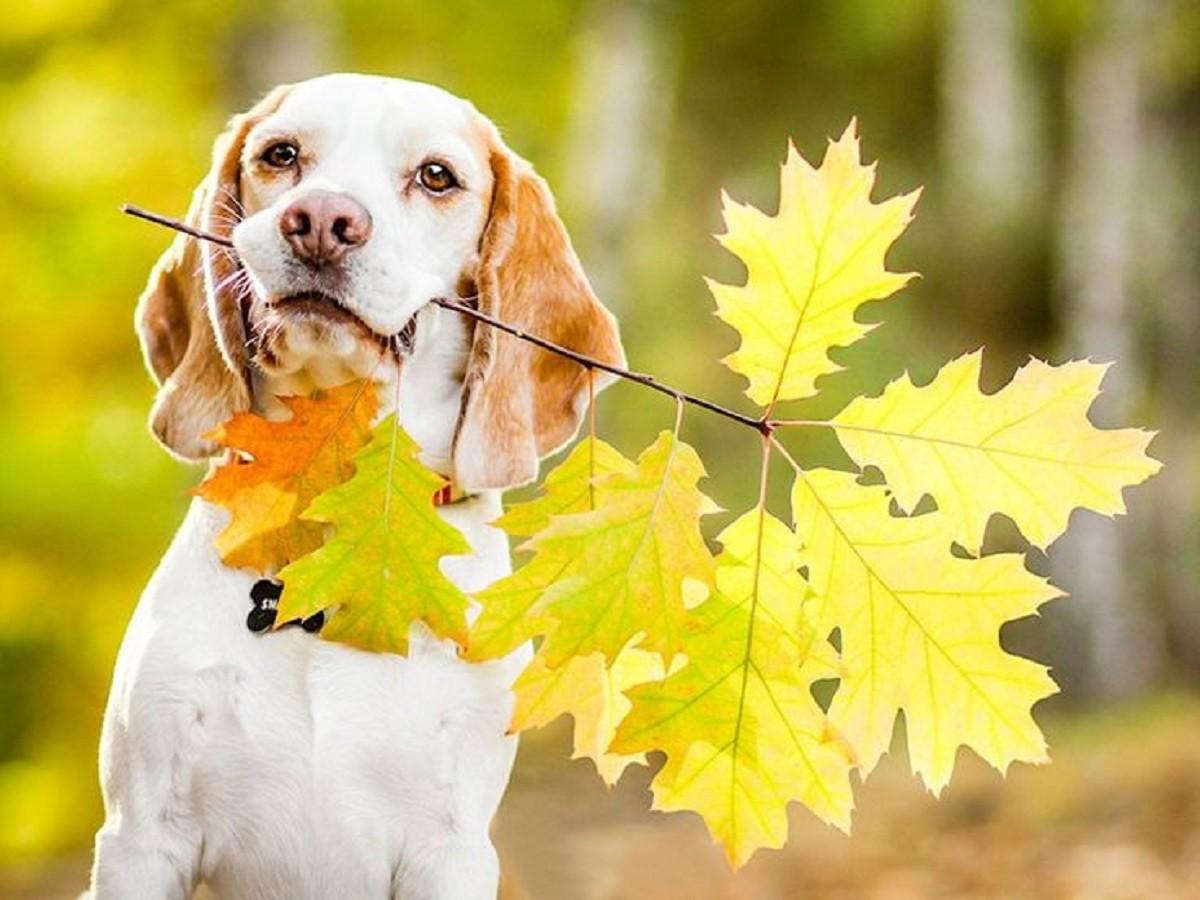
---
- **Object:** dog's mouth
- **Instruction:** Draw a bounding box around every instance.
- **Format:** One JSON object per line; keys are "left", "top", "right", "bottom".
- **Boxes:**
{"left": 266, "top": 290, "right": 419, "bottom": 354}
{"left": 274, "top": 290, "right": 367, "bottom": 327}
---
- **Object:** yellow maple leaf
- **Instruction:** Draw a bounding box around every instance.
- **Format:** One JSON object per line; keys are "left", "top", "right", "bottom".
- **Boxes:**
{"left": 613, "top": 511, "right": 853, "bottom": 867}
{"left": 532, "top": 431, "right": 717, "bottom": 667}
{"left": 465, "top": 437, "right": 634, "bottom": 663}
{"left": 830, "top": 351, "right": 1162, "bottom": 552}
{"left": 196, "top": 380, "right": 377, "bottom": 572}
{"left": 510, "top": 642, "right": 670, "bottom": 786}
{"left": 709, "top": 121, "right": 919, "bottom": 409}
{"left": 790, "top": 466, "right": 1060, "bottom": 792}
{"left": 275, "top": 413, "right": 471, "bottom": 654}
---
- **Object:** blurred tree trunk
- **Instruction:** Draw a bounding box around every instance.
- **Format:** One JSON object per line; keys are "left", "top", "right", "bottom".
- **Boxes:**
{"left": 1140, "top": 75, "right": 1200, "bottom": 677}
{"left": 222, "top": 3, "right": 334, "bottom": 108}
{"left": 939, "top": 0, "right": 1045, "bottom": 362}
{"left": 562, "top": 0, "right": 675, "bottom": 304}
{"left": 940, "top": 0, "right": 1041, "bottom": 237}
{"left": 1052, "top": 0, "right": 1164, "bottom": 699}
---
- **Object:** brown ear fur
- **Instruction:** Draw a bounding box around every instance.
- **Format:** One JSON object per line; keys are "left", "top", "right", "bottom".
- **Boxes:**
{"left": 135, "top": 85, "right": 291, "bottom": 460}
{"left": 453, "top": 138, "right": 625, "bottom": 491}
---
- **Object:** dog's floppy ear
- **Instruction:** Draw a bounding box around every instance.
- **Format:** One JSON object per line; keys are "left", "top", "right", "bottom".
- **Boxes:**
{"left": 135, "top": 85, "right": 291, "bottom": 460}
{"left": 135, "top": 176, "right": 246, "bottom": 460}
{"left": 452, "top": 131, "right": 626, "bottom": 491}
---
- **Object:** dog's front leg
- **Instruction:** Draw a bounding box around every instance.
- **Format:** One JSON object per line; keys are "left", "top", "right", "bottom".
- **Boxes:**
{"left": 88, "top": 818, "right": 199, "bottom": 900}
{"left": 87, "top": 664, "right": 205, "bottom": 899}
{"left": 88, "top": 737, "right": 201, "bottom": 900}
{"left": 394, "top": 839, "right": 501, "bottom": 900}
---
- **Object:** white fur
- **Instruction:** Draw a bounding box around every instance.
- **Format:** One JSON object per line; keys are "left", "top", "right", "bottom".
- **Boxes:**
{"left": 91, "top": 76, "right": 532, "bottom": 900}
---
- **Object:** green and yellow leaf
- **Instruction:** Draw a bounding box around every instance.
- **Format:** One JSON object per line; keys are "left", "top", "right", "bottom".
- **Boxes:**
{"left": 614, "top": 511, "right": 853, "bottom": 867}
{"left": 709, "top": 121, "right": 919, "bottom": 408}
{"left": 492, "top": 437, "right": 635, "bottom": 538}
{"left": 830, "top": 351, "right": 1162, "bottom": 552}
{"left": 532, "top": 431, "right": 717, "bottom": 667}
{"left": 275, "top": 414, "right": 471, "bottom": 655}
{"left": 465, "top": 437, "right": 634, "bottom": 662}
{"left": 791, "top": 467, "right": 1060, "bottom": 792}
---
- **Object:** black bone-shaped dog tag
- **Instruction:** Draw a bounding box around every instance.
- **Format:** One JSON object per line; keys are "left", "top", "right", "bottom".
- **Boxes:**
{"left": 247, "top": 579, "right": 324, "bottom": 634}
{"left": 247, "top": 579, "right": 282, "bottom": 633}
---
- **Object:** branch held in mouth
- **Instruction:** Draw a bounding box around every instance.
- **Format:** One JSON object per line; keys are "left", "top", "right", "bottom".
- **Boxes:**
{"left": 121, "top": 203, "right": 773, "bottom": 435}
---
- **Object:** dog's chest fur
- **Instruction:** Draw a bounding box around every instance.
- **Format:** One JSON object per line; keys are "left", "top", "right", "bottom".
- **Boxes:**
{"left": 100, "top": 308, "right": 530, "bottom": 898}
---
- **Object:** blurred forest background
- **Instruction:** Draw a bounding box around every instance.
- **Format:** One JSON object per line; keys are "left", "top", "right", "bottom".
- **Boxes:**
{"left": 1, "top": 0, "right": 1198, "bottom": 897}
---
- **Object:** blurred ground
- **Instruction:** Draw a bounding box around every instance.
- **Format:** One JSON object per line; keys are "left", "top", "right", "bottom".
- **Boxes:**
{"left": 7, "top": 694, "right": 1198, "bottom": 900}
{"left": 496, "top": 694, "right": 1200, "bottom": 899}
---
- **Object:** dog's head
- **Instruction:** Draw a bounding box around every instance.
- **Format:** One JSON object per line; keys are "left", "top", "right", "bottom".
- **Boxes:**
{"left": 137, "top": 74, "right": 624, "bottom": 490}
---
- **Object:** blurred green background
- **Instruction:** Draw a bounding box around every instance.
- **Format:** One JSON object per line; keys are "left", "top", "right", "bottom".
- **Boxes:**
{"left": 1, "top": 0, "right": 1198, "bottom": 897}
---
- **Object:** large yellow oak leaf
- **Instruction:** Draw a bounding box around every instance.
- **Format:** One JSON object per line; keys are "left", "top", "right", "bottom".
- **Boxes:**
{"left": 790, "top": 467, "right": 1060, "bottom": 793}
{"left": 613, "top": 511, "right": 853, "bottom": 868}
{"left": 709, "top": 121, "right": 919, "bottom": 409}
{"left": 532, "top": 431, "right": 717, "bottom": 668}
{"left": 196, "top": 380, "right": 377, "bottom": 572}
{"left": 275, "top": 413, "right": 471, "bottom": 655}
{"left": 510, "top": 642, "right": 670, "bottom": 786}
{"left": 465, "top": 437, "right": 634, "bottom": 663}
{"left": 830, "top": 351, "right": 1162, "bottom": 552}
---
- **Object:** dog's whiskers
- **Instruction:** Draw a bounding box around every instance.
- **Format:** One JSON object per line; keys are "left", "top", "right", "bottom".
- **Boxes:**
{"left": 208, "top": 211, "right": 243, "bottom": 230}
{"left": 216, "top": 184, "right": 247, "bottom": 217}
{"left": 213, "top": 266, "right": 252, "bottom": 298}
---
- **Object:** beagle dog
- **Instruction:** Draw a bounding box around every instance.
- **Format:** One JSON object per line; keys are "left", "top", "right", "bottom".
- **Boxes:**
{"left": 88, "top": 74, "right": 623, "bottom": 900}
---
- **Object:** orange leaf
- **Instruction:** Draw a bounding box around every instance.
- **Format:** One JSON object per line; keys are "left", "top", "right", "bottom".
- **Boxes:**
{"left": 196, "top": 380, "right": 378, "bottom": 573}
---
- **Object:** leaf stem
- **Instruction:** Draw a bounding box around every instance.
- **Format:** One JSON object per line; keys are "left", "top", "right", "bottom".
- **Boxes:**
{"left": 382, "top": 360, "right": 404, "bottom": 528}
{"left": 768, "top": 419, "right": 832, "bottom": 429}
{"left": 587, "top": 368, "right": 597, "bottom": 511}
{"left": 768, "top": 435, "right": 804, "bottom": 474}
{"left": 729, "top": 431, "right": 774, "bottom": 823}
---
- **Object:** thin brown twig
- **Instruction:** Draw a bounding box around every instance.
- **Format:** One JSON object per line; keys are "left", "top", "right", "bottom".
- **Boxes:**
{"left": 122, "top": 204, "right": 235, "bottom": 247}
{"left": 121, "top": 203, "right": 775, "bottom": 435}
{"left": 433, "top": 295, "right": 770, "bottom": 433}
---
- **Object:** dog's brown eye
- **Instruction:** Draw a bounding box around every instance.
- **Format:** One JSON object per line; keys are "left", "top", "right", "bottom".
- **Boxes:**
{"left": 418, "top": 162, "right": 458, "bottom": 193}
{"left": 263, "top": 142, "right": 299, "bottom": 168}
